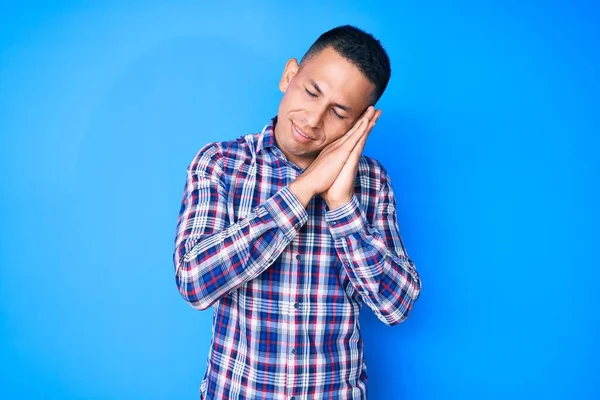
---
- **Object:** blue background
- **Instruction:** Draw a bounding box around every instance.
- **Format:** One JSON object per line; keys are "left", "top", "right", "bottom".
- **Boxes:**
{"left": 1, "top": 1, "right": 598, "bottom": 399}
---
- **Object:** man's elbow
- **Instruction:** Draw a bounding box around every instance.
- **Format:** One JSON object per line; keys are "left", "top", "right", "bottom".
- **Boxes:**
{"left": 175, "top": 267, "right": 213, "bottom": 311}
{"left": 378, "top": 307, "right": 410, "bottom": 327}
{"left": 389, "top": 276, "right": 422, "bottom": 325}
{"left": 176, "top": 281, "right": 213, "bottom": 311}
{"left": 379, "top": 291, "right": 420, "bottom": 326}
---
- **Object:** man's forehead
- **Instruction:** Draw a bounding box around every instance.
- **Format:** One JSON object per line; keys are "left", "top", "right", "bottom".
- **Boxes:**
{"left": 300, "top": 51, "right": 374, "bottom": 108}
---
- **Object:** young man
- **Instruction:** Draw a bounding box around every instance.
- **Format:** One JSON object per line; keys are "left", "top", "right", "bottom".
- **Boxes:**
{"left": 173, "top": 25, "right": 422, "bottom": 400}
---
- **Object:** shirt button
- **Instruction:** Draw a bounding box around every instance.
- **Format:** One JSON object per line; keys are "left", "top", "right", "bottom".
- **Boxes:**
{"left": 331, "top": 221, "right": 338, "bottom": 226}
{"left": 295, "top": 254, "right": 301, "bottom": 260}
{"left": 291, "top": 348, "right": 297, "bottom": 354}
{"left": 290, "top": 397, "right": 296, "bottom": 400}
{"left": 294, "top": 302, "right": 300, "bottom": 309}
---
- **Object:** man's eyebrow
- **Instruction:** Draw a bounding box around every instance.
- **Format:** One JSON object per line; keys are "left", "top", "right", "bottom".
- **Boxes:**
{"left": 309, "top": 79, "right": 352, "bottom": 112}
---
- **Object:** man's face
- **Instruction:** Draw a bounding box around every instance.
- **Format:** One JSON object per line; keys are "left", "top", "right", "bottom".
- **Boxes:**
{"left": 274, "top": 46, "right": 376, "bottom": 169}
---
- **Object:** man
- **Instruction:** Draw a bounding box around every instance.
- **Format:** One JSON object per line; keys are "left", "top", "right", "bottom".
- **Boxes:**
{"left": 173, "top": 25, "right": 422, "bottom": 400}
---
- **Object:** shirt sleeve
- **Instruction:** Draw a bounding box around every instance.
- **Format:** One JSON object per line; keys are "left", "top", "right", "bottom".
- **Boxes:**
{"left": 172, "top": 143, "right": 308, "bottom": 310}
{"left": 324, "top": 166, "right": 422, "bottom": 326}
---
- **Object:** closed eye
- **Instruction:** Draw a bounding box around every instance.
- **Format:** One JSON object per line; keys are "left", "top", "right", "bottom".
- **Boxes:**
{"left": 305, "top": 88, "right": 317, "bottom": 97}
{"left": 305, "top": 87, "right": 345, "bottom": 119}
{"left": 331, "top": 109, "right": 345, "bottom": 119}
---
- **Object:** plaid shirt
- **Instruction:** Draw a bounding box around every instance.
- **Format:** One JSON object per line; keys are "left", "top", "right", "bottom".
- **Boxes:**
{"left": 173, "top": 117, "right": 422, "bottom": 400}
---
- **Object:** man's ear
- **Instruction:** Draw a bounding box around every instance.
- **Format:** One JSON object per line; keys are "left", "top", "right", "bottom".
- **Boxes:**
{"left": 279, "top": 58, "right": 299, "bottom": 93}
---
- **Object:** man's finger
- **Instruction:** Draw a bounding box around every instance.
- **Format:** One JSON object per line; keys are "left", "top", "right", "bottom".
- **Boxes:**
{"left": 357, "top": 105, "right": 375, "bottom": 120}
{"left": 341, "top": 115, "right": 371, "bottom": 150}
{"left": 339, "top": 106, "right": 375, "bottom": 140}
{"left": 347, "top": 119, "right": 372, "bottom": 163}
{"left": 374, "top": 110, "right": 382, "bottom": 123}
{"left": 338, "top": 117, "right": 367, "bottom": 145}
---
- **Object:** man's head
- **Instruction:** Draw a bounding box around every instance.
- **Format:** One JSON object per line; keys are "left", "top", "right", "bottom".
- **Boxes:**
{"left": 274, "top": 25, "right": 391, "bottom": 169}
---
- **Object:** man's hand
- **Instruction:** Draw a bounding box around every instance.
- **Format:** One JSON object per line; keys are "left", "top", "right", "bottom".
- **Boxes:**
{"left": 322, "top": 108, "right": 381, "bottom": 210}
{"left": 289, "top": 106, "right": 381, "bottom": 208}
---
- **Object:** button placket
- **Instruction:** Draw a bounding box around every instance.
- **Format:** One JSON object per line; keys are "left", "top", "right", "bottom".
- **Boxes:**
{"left": 286, "top": 241, "right": 301, "bottom": 400}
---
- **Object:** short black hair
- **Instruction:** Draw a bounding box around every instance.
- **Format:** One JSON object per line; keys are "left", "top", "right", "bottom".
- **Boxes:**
{"left": 300, "top": 25, "right": 391, "bottom": 104}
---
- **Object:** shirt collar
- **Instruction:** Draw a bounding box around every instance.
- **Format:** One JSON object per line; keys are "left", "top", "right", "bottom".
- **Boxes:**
{"left": 256, "top": 115, "right": 306, "bottom": 173}
{"left": 257, "top": 115, "right": 278, "bottom": 154}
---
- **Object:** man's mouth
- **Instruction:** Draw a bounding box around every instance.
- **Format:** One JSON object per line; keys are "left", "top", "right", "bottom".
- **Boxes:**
{"left": 292, "top": 123, "right": 314, "bottom": 142}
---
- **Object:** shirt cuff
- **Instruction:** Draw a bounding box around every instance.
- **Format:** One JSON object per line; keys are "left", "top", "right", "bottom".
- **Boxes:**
{"left": 263, "top": 185, "right": 308, "bottom": 239}
{"left": 324, "top": 195, "right": 369, "bottom": 240}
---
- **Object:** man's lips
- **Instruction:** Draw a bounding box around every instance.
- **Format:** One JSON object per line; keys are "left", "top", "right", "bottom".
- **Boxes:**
{"left": 292, "top": 123, "right": 314, "bottom": 141}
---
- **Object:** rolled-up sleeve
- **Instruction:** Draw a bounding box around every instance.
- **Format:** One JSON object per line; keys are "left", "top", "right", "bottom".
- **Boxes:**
{"left": 325, "top": 170, "right": 421, "bottom": 326}
{"left": 173, "top": 143, "right": 308, "bottom": 311}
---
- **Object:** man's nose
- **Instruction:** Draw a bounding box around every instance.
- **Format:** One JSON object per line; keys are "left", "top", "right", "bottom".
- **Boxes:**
{"left": 306, "top": 104, "right": 327, "bottom": 128}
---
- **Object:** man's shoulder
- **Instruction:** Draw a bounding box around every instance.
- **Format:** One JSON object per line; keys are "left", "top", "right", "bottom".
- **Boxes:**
{"left": 188, "top": 131, "right": 261, "bottom": 171}
{"left": 359, "top": 154, "right": 389, "bottom": 178}
{"left": 356, "top": 155, "right": 396, "bottom": 197}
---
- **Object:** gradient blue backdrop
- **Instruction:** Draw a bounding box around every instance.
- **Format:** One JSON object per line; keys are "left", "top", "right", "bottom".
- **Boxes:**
{"left": 1, "top": 1, "right": 598, "bottom": 399}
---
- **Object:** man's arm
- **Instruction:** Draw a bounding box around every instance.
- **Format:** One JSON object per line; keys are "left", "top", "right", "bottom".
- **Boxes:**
{"left": 173, "top": 143, "right": 308, "bottom": 310}
{"left": 324, "top": 164, "right": 422, "bottom": 326}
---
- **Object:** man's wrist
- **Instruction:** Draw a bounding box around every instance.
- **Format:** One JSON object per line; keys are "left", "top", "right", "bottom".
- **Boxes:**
{"left": 324, "top": 195, "right": 366, "bottom": 240}
{"left": 325, "top": 197, "right": 352, "bottom": 211}
{"left": 289, "top": 179, "right": 314, "bottom": 208}
{"left": 323, "top": 190, "right": 355, "bottom": 211}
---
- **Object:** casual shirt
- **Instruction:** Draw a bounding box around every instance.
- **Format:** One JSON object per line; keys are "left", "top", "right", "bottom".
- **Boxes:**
{"left": 173, "top": 117, "right": 422, "bottom": 400}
